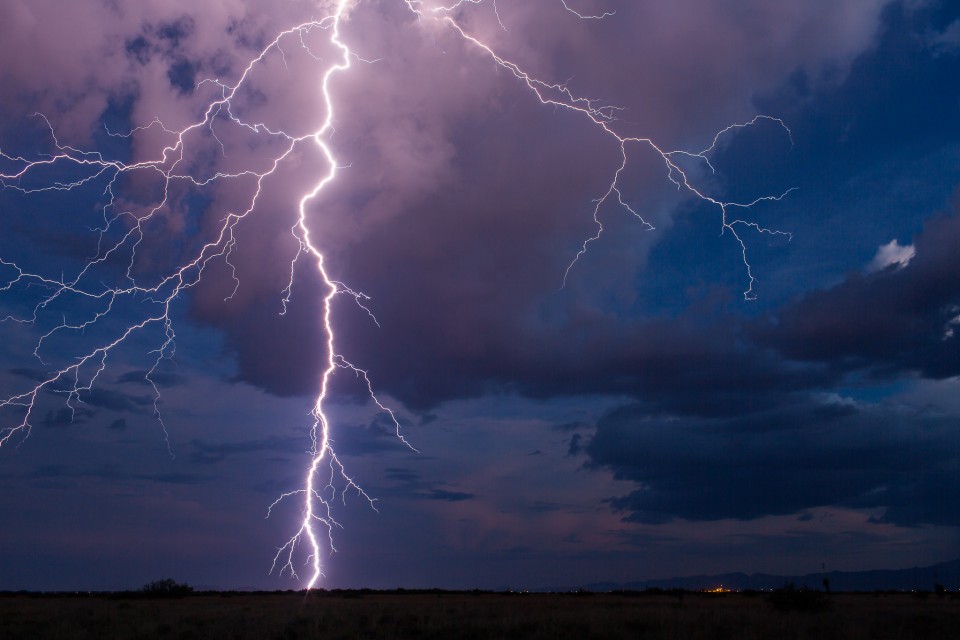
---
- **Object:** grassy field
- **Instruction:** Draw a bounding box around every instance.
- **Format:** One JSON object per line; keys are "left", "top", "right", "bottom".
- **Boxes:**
{"left": 1, "top": 590, "right": 957, "bottom": 639}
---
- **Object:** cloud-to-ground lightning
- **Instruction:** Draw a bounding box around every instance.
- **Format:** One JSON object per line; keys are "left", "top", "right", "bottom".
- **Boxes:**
{"left": 0, "top": 0, "right": 793, "bottom": 589}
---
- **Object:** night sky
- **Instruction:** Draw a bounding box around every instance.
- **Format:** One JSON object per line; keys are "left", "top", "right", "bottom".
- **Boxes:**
{"left": 1, "top": 0, "right": 959, "bottom": 591}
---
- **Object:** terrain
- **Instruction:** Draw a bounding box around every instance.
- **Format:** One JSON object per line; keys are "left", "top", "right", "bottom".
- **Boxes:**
{"left": 1, "top": 589, "right": 957, "bottom": 639}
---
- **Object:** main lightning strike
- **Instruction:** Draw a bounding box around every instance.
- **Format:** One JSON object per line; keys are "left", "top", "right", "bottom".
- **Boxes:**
{"left": 0, "top": 0, "right": 794, "bottom": 589}
{"left": 271, "top": 3, "right": 415, "bottom": 585}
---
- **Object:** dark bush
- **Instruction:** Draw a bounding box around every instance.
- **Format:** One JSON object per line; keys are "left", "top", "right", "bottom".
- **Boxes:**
{"left": 141, "top": 579, "right": 194, "bottom": 598}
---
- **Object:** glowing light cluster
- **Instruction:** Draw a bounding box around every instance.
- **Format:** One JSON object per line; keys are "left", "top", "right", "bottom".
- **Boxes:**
{"left": 0, "top": 0, "right": 792, "bottom": 589}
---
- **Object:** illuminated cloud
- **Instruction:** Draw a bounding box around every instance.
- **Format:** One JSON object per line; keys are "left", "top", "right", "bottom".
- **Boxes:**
{"left": 866, "top": 239, "right": 916, "bottom": 273}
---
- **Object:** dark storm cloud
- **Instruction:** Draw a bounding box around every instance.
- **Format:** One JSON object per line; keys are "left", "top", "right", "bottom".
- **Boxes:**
{"left": 222, "top": 308, "right": 325, "bottom": 398}
{"left": 330, "top": 265, "right": 832, "bottom": 412}
{"left": 381, "top": 466, "right": 475, "bottom": 502}
{"left": 26, "top": 2, "right": 900, "bottom": 444}
{"left": 327, "top": 414, "right": 418, "bottom": 457}
{"left": 40, "top": 406, "right": 94, "bottom": 429}
{"left": 149, "top": 0, "right": 892, "bottom": 410}
{"left": 8, "top": 368, "right": 49, "bottom": 382}
{"left": 151, "top": 471, "right": 212, "bottom": 485}
{"left": 586, "top": 398, "right": 960, "bottom": 527}
{"left": 529, "top": 501, "right": 564, "bottom": 514}
{"left": 384, "top": 467, "right": 418, "bottom": 483}
{"left": 566, "top": 433, "right": 582, "bottom": 457}
{"left": 424, "top": 488, "right": 475, "bottom": 502}
{"left": 188, "top": 436, "right": 303, "bottom": 465}
{"left": 756, "top": 205, "right": 960, "bottom": 379}
{"left": 0, "top": 0, "right": 325, "bottom": 142}
{"left": 116, "top": 370, "right": 187, "bottom": 388}
{"left": 11, "top": 377, "right": 155, "bottom": 415}
{"left": 0, "top": 0, "right": 951, "bottom": 452}
{"left": 575, "top": 188, "right": 960, "bottom": 528}
{"left": 76, "top": 387, "right": 154, "bottom": 413}
{"left": 9, "top": 462, "right": 213, "bottom": 487}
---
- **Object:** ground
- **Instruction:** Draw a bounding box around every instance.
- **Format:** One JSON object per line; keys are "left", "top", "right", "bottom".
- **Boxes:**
{"left": 1, "top": 590, "right": 958, "bottom": 639}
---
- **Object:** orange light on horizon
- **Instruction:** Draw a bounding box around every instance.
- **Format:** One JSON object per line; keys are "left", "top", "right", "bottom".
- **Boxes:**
{"left": 705, "top": 586, "right": 733, "bottom": 593}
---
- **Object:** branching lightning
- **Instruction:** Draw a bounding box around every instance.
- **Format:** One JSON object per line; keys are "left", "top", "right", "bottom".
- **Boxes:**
{"left": 0, "top": 0, "right": 793, "bottom": 589}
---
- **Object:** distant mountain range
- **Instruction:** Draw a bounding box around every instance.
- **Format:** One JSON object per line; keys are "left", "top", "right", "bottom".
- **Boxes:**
{"left": 557, "top": 558, "right": 960, "bottom": 593}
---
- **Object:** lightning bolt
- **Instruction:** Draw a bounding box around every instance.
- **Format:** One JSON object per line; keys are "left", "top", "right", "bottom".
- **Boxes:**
{"left": 0, "top": 0, "right": 793, "bottom": 589}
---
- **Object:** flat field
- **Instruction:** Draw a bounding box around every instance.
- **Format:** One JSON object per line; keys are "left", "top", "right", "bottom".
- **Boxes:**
{"left": 1, "top": 590, "right": 957, "bottom": 639}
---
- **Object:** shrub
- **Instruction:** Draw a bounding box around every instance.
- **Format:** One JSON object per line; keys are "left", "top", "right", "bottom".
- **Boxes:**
{"left": 141, "top": 579, "right": 194, "bottom": 598}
